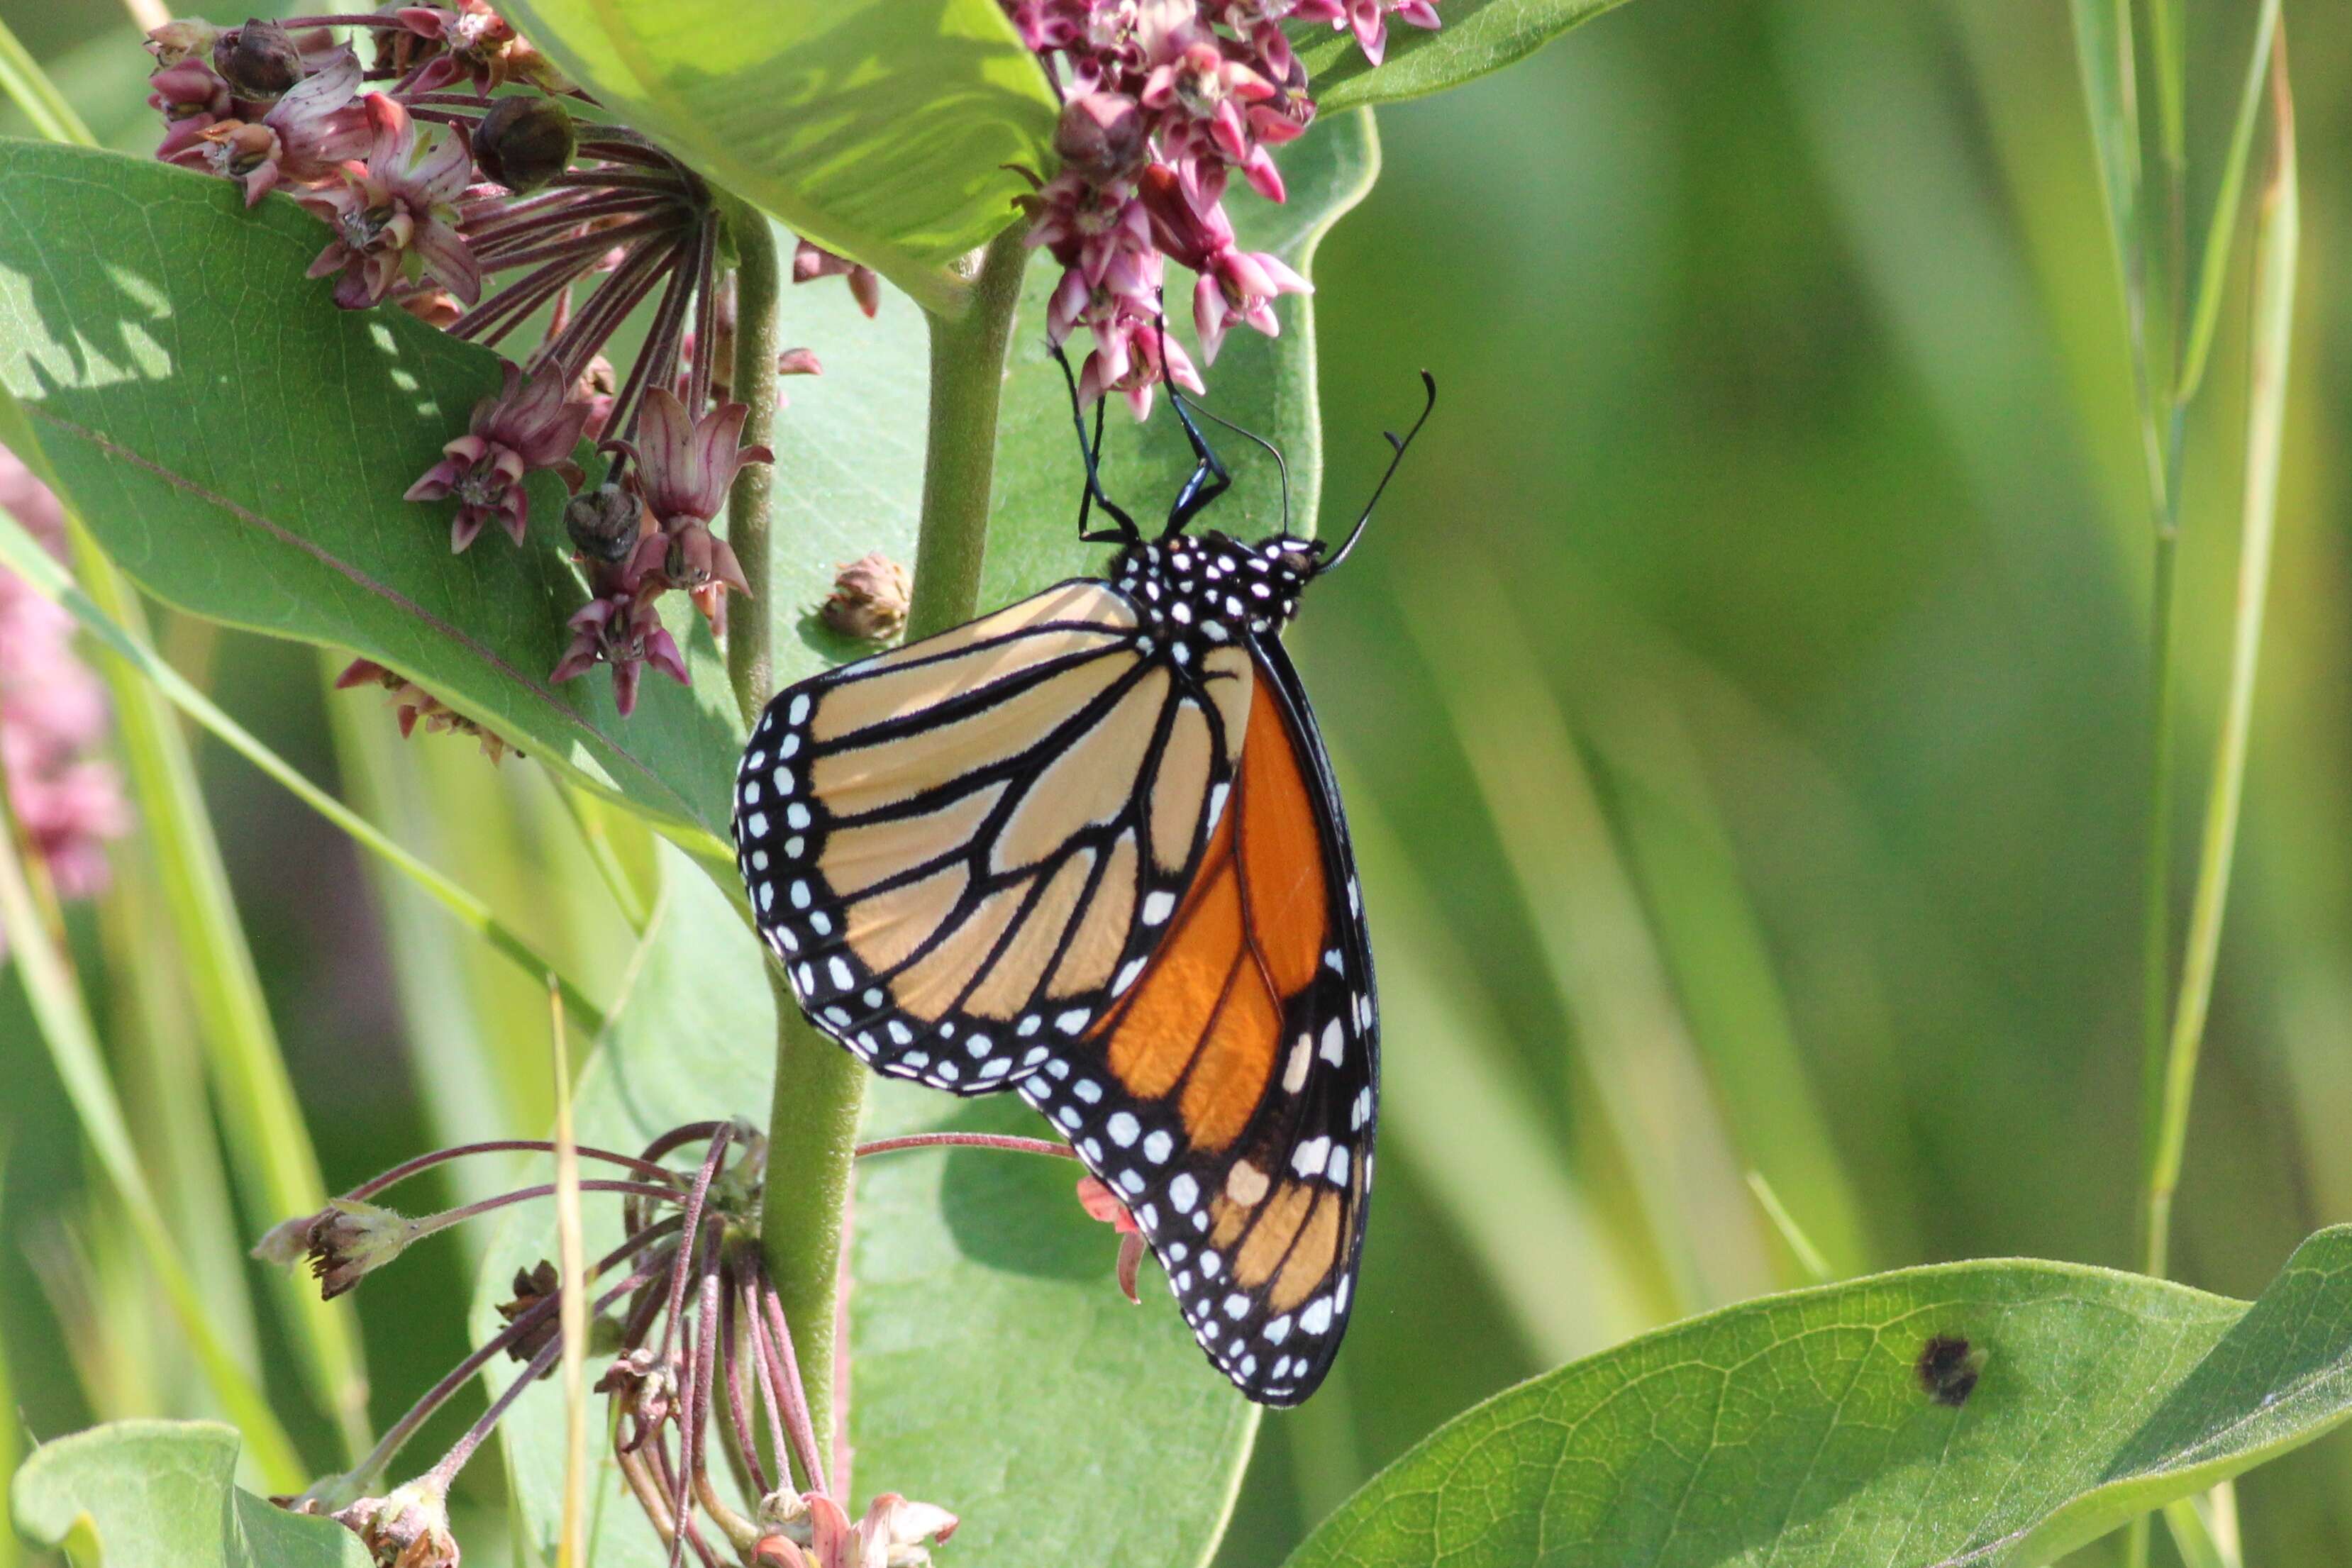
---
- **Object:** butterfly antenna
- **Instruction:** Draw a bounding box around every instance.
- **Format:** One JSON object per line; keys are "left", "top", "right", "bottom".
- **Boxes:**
{"left": 1319, "top": 371, "right": 1437, "bottom": 575}
{"left": 1050, "top": 339, "right": 1141, "bottom": 543}
{"left": 1186, "top": 401, "right": 1292, "bottom": 538}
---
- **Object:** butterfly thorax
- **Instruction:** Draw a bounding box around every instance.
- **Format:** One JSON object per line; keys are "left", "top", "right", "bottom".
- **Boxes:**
{"left": 1108, "top": 530, "right": 1319, "bottom": 650}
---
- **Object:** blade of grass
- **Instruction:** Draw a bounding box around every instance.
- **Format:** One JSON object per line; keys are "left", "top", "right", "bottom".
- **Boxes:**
{"left": 0, "top": 764, "right": 306, "bottom": 1491}
{"left": 2144, "top": 38, "right": 2295, "bottom": 1567}
{"left": 1402, "top": 577, "right": 1773, "bottom": 1313}
{"left": 1580, "top": 684, "right": 1873, "bottom": 1281}
{"left": 1744, "top": 1171, "right": 1835, "bottom": 1286}
{"left": 0, "top": 16, "right": 94, "bottom": 146}
{"left": 71, "top": 548, "right": 378, "bottom": 1457}
{"left": 2164, "top": 1486, "right": 2243, "bottom": 1568}
{"left": 320, "top": 654, "right": 523, "bottom": 1221}
{"left": 548, "top": 778, "right": 654, "bottom": 933}
{"left": 2144, "top": 16, "right": 2296, "bottom": 1289}
{"left": 547, "top": 977, "right": 588, "bottom": 1568}
{"left": 97, "top": 864, "right": 265, "bottom": 1377}
{"left": 0, "top": 36, "right": 377, "bottom": 1455}
{"left": 2173, "top": 0, "right": 2281, "bottom": 406}
{"left": 1342, "top": 779, "right": 1658, "bottom": 1360}
{"left": 0, "top": 1145, "right": 17, "bottom": 1568}
{"left": 0, "top": 496, "right": 606, "bottom": 1035}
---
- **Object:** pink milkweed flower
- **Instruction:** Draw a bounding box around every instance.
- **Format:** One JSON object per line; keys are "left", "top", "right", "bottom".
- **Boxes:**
{"left": 149, "top": 57, "right": 230, "bottom": 159}
{"left": 630, "top": 519, "right": 753, "bottom": 639}
{"left": 634, "top": 389, "right": 772, "bottom": 528}
{"left": 1294, "top": 0, "right": 1442, "bottom": 67}
{"left": 405, "top": 361, "right": 589, "bottom": 550}
{"left": 755, "top": 1491, "right": 959, "bottom": 1568}
{"left": 170, "top": 45, "right": 367, "bottom": 206}
{"left": 1136, "top": 164, "right": 1309, "bottom": 363}
{"left": 550, "top": 589, "right": 689, "bottom": 718}
{"left": 1079, "top": 310, "right": 1203, "bottom": 421}
{"left": 297, "top": 93, "right": 481, "bottom": 311}
{"left": 1141, "top": 39, "right": 1282, "bottom": 201}
{"left": 0, "top": 445, "right": 127, "bottom": 916}
{"left": 392, "top": 1, "right": 567, "bottom": 94}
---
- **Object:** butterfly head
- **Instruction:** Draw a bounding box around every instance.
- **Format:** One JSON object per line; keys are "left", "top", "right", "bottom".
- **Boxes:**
{"left": 1111, "top": 530, "right": 1324, "bottom": 644}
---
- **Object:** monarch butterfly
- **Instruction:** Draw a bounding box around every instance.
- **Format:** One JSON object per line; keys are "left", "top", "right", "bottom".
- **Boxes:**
{"left": 733, "top": 355, "right": 1433, "bottom": 1405}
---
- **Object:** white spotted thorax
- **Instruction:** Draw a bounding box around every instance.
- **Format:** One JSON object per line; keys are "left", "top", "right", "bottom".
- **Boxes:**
{"left": 1109, "top": 530, "right": 1321, "bottom": 650}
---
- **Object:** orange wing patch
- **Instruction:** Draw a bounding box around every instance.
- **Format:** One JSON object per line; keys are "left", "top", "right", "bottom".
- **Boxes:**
{"left": 1023, "top": 643, "right": 1376, "bottom": 1406}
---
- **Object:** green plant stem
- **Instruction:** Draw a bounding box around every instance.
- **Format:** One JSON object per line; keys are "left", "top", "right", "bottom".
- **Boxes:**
{"left": 2143, "top": 28, "right": 2297, "bottom": 1282}
{"left": 723, "top": 196, "right": 784, "bottom": 730}
{"left": 0, "top": 770, "right": 306, "bottom": 1491}
{"left": 755, "top": 224, "right": 1028, "bottom": 1483}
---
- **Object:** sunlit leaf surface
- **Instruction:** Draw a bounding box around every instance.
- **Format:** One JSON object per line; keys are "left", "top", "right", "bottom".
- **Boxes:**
{"left": 9, "top": 1421, "right": 370, "bottom": 1568}
{"left": 501, "top": 0, "right": 1058, "bottom": 309}
{"left": 1286, "top": 1227, "right": 2352, "bottom": 1568}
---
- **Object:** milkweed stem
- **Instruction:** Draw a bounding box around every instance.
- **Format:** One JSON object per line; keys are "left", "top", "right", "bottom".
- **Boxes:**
{"left": 753, "top": 222, "right": 1031, "bottom": 1477}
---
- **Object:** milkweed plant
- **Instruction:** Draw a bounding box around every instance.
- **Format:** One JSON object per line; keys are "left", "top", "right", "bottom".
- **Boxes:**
{"left": 0, "top": 3, "right": 2343, "bottom": 1568}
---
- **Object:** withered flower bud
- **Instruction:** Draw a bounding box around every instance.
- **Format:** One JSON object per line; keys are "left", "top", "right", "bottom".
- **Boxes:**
{"left": 472, "top": 93, "right": 576, "bottom": 194}
{"left": 497, "top": 1260, "right": 564, "bottom": 1373}
{"left": 294, "top": 1198, "right": 419, "bottom": 1301}
{"left": 334, "top": 1481, "right": 457, "bottom": 1568}
{"left": 820, "top": 551, "right": 911, "bottom": 643}
{"left": 145, "top": 18, "right": 221, "bottom": 68}
{"left": 213, "top": 19, "right": 304, "bottom": 101}
{"left": 565, "top": 482, "right": 642, "bottom": 565}
{"left": 1055, "top": 91, "right": 1147, "bottom": 181}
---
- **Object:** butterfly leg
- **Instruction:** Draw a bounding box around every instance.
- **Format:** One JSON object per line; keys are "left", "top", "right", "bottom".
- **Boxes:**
{"left": 1163, "top": 379, "right": 1232, "bottom": 537}
{"left": 1050, "top": 340, "right": 1142, "bottom": 545}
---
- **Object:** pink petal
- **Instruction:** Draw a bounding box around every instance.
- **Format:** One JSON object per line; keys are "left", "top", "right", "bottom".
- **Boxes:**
{"left": 645, "top": 625, "right": 690, "bottom": 686}
{"left": 411, "top": 218, "right": 482, "bottom": 304}
{"left": 638, "top": 389, "right": 696, "bottom": 516}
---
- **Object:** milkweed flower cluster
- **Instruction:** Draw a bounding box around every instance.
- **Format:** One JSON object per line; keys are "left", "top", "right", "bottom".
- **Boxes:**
{"left": 251, "top": 1122, "right": 1048, "bottom": 1567}
{"left": 135, "top": 7, "right": 850, "bottom": 721}
{"left": 0, "top": 446, "right": 127, "bottom": 924}
{"left": 1007, "top": 0, "right": 1439, "bottom": 416}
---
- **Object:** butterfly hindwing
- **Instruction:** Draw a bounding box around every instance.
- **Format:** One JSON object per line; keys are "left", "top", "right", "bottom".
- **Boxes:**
{"left": 735, "top": 579, "right": 1253, "bottom": 1093}
{"left": 1021, "top": 631, "right": 1377, "bottom": 1405}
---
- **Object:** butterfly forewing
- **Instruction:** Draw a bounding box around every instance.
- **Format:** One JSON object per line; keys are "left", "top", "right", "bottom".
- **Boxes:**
{"left": 1020, "top": 634, "right": 1377, "bottom": 1405}
{"left": 736, "top": 580, "right": 1251, "bottom": 1092}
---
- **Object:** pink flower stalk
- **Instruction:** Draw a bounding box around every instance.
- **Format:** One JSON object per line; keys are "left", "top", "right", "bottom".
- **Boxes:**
{"left": 0, "top": 446, "right": 127, "bottom": 918}
{"left": 550, "top": 589, "right": 689, "bottom": 718}
{"left": 168, "top": 45, "right": 368, "bottom": 206}
{"left": 298, "top": 94, "right": 481, "bottom": 311}
{"left": 405, "top": 362, "right": 591, "bottom": 550}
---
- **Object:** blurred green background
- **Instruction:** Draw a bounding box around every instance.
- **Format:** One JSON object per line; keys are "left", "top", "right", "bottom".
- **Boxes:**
{"left": 4, "top": 0, "right": 2348, "bottom": 1564}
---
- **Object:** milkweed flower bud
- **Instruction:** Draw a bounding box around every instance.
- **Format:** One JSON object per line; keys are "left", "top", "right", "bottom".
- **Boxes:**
{"left": 563, "top": 482, "right": 641, "bottom": 565}
{"left": 819, "top": 552, "right": 911, "bottom": 643}
{"left": 296, "top": 1198, "right": 421, "bottom": 1300}
{"left": 213, "top": 18, "right": 306, "bottom": 102}
{"left": 471, "top": 91, "right": 575, "bottom": 194}
{"left": 1055, "top": 91, "right": 1148, "bottom": 182}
